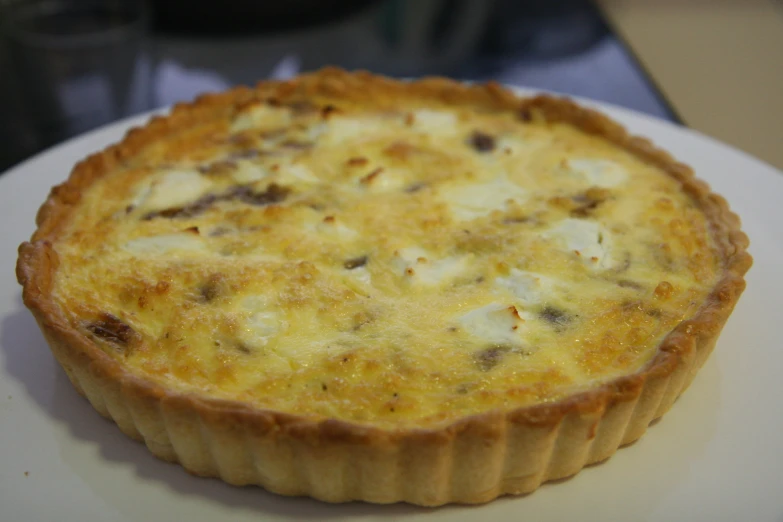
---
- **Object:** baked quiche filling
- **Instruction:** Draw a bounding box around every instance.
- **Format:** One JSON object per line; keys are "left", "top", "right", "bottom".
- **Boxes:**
{"left": 51, "top": 95, "right": 721, "bottom": 429}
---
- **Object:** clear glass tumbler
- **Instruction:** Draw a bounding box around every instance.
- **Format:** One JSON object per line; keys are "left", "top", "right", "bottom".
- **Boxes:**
{"left": 1, "top": 0, "right": 152, "bottom": 146}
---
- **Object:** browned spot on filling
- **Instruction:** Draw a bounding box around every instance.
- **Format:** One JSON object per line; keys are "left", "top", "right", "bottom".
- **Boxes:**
{"left": 571, "top": 200, "right": 602, "bottom": 218}
{"left": 228, "top": 149, "right": 261, "bottom": 160}
{"left": 360, "top": 167, "right": 384, "bottom": 185}
{"left": 234, "top": 97, "right": 264, "bottom": 113}
{"left": 503, "top": 215, "right": 532, "bottom": 224}
{"left": 346, "top": 156, "right": 369, "bottom": 167}
{"left": 199, "top": 160, "right": 238, "bottom": 176}
{"left": 287, "top": 100, "right": 318, "bottom": 115}
{"left": 280, "top": 139, "right": 314, "bottom": 150}
{"left": 183, "top": 226, "right": 200, "bottom": 235}
{"left": 85, "top": 313, "right": 139, "bottom": 349}
{"left": 654, "top": 281, "right": 674, "bottom": 300}
{"left": 519, "top": 108, "right": 533, "bottom": 122}
{"left": 548, "top": 196, "right": 575, "bottom": 210}
{"left": 469, "top": 130, "right": 496, "bottom": 152}
{"left": 228, "top": 132, "right": 258, "bottom": 148}
{"left": 571, "top": 187, "right": 611, "bottom": 217}
{"left": 384, "top": 140, "right": 418, "bottom": 159}
{"left": 344, "top": 255, "right": 368, "bottom": 269}
{"left": 320, "top": 104, "right": 340, "bottom": 118}
{"left": 475, "top": 345, "right": 512, "bottom": 371}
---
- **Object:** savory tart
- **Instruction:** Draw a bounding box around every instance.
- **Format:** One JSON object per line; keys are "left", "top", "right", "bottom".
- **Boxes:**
{"left": 16, "top": 69, "right": 751, "bottom": 506}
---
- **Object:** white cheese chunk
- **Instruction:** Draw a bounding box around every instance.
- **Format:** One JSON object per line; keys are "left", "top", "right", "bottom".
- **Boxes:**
{"left": 281, "top": 164, "right": 319, "bottom": 183}
{"left": 140, "top": 170, "right": 213, "bottom": 212}
{"left": 441, "top": 176, "right": 527, "bottom": 221}
{"left": 495, "top": 269, "right": 558, "bottom": 305}
{"left": 322, "top": 117, "right": 390, "bottom": 144}
{"left": 237, "top": 295, "right": 287, "bottom": 349}
{"left": 231, "top": 162, "right": 269, "bottom": 184}
{"left": 233, "top": 162, "right": 319, "bottom": 186}
{"left": 457, "top": 303, "right": 528, "bottom": 345}
{"left": 567, "top": 159, "right": 628, "bottom": 188}
{"left": 543, "top": 218, "right": 614, "bottom": 269}
{"left": 411, "top": 109, "right": 458, "bottom": 135}
{"left": 123, "top": 233, "right": 206, "bottom": 256}
{"left": 392, "top": 247, "right": 468, "bottom": 286}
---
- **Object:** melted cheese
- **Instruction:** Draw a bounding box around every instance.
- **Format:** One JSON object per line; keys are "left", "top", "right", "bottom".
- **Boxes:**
{"left": 411, "top": 109, "right": 459, "bottom": 135}
{"left": 567, "top": 158, "right": 628, "bottom": 188}
{"left": 495, "top": 269, "right": 559, "bottom": 304}
{"left": 392, "top": 247, "right": 469, "bottom": 286}
{"left": 238, "top": 295, "right": 284, "bottom": 348}
{"left": 441, "top": 176, "right": 527, "bottom": 221}
{"left": 323, "top": 116, "right": 393, "bottom": 144}
{"left": 123, "top": 233, "right": 206, "bottom": 255}
{"left": 50, "top": 92, "right": 722, "bottom": 429}
{"left": 543, "top": 218, "right": 615, "bottom": 269}
{"left": 137, "top": 170, "right": 213, "bottom": 212}
{"left": 457, "top": 303, "right": 529, "bottom": 345}
{"left": 230, "top": 162, "right": 269, "bottom": 184}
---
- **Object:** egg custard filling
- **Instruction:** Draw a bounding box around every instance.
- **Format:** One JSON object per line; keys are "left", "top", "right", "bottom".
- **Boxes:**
{"left": 50, "top": 85, "right": 719, "bottom": 429}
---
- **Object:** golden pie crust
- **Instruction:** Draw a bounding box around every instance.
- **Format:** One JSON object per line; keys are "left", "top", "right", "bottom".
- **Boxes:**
{"left": 16, "top": 69, "right": 751, "bottom": 506}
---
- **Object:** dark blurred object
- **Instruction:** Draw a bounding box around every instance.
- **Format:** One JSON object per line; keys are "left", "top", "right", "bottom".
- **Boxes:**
{"left": 151, "top": 0, "right": 383, "bottom": 35}
{"left": 0, "top": 0, "right": 679, "bottom": 174}
{"left": 0, "top": 33, "right": 40, "bottom": 168}
{"left": 482, "top": 0, "right": 606, "bottom": 59}
{"left": 151, "top": 0, "right": 494, "bottom": 90}
{"left": 1, "top": 0, "right": 152, "bottom": 149}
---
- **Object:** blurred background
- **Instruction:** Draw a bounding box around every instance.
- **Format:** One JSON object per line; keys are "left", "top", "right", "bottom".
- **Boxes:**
{"left": 0, "top": 0, "right": 691, "bottom": 172}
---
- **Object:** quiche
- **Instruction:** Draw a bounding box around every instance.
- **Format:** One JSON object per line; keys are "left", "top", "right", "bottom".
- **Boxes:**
{"left": 16, "top": 69, "right": 751, "bottom": 506}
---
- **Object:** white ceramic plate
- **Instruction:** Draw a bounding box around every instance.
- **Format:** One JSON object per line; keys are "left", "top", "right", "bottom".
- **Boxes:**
{"left": 1, "top": 92, "right": 782, "bottom": 522}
